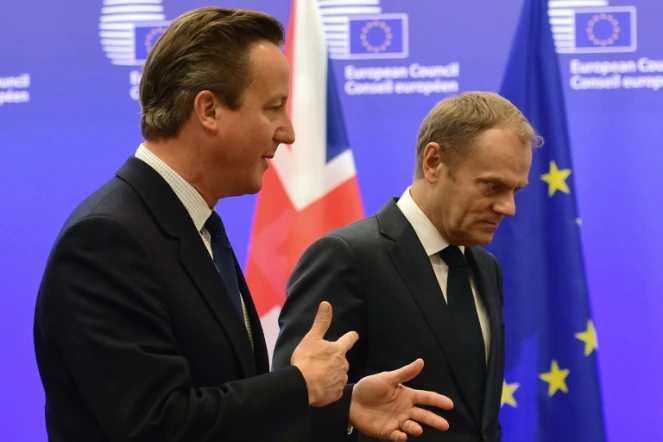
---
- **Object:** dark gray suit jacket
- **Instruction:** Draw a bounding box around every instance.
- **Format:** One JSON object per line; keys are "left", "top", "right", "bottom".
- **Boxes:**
{"left": 273, "top": 198, "right": 505, "bottom": 442}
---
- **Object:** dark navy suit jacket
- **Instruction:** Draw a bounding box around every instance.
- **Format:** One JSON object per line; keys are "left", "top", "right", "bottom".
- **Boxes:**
{"left": 34, "top": 157, "right": 312, "bottom": 442}
{"left": 273, "top": 199, "right": 505, "bottom": 442}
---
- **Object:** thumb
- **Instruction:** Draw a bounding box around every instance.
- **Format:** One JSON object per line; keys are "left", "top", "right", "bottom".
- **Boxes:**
{"left": 384, "top": 358, "right": 425, "bottom": 385}
{"left": 306, "top": 301, "right": 333, "bottom": 339}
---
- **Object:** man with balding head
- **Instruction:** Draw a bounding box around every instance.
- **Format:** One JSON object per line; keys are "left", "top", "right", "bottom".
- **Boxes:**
{"left": 274, "top": 91, "right": 540, "bottom": 442}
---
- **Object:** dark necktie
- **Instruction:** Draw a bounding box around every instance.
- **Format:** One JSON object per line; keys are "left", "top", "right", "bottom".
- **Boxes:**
{"left": 439, "top": 245, "right": 486, "bottom": 412}
{"left": 205, "top": 211, "right": 244, "bottom": 320}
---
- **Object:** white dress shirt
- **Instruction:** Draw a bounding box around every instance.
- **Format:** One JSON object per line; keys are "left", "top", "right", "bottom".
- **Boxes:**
{"left": 396, "top": 187, "right": 491, "bottom": 364}
{"left": 134, "top": 144, "right": 253, "bottom": 347}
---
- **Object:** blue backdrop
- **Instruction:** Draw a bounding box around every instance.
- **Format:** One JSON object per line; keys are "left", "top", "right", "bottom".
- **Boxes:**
{"left": 1, "top": 0, "right": 661, "bottom": 440}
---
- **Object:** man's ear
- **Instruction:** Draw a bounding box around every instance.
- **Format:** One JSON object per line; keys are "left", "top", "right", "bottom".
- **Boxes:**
{"left": 192, "top": 90, "right": 220, "bottom": 133}
{"left": 422, "top": 142, "right": 446, "bottom": 183}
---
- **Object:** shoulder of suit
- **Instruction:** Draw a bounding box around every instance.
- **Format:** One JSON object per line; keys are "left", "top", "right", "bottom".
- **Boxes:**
{"left": 62, "top": 176, "right": 143, "bottom": 231}
{"left": 326, "top": 215, "right": 378, "bottom": 237}
{"left": 319, "top": 215, "right": 379, "bottom": 248}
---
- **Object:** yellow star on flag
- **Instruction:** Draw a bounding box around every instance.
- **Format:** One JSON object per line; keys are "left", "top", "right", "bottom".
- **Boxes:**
{"left": 539, "top": 360, "right": 570, "bottom": 397}
{"left": 575, "top": 319, "right": 598, "bottom": 356}
{"left": 541, "top": 161, "right": 571, "bottom": 197}
{"left": 501, "top": 380, "right": 520, "bottom": 408}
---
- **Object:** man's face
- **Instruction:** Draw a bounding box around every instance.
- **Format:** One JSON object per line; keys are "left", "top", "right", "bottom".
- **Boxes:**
{"left": 205, "top": 41, "right": 294, "bottom": 198}
{"left": 424, "top": 126, "right": 533, "bottom": 247}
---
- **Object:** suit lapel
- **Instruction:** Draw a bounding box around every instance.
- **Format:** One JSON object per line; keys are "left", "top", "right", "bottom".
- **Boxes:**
{"left": 116, "top": 157, "right": 256, "bottom": 378}
{"left": 466, "top": 249, "right": 503, "bottom": 434}
{"left": 378, "top": 200, "right": 482, "bottom": 427}
{"left": 177, "top": 229, "right": 257, "bottom": 377}
{"left": 233, "top": 254, "right": 271, "bottom": 374}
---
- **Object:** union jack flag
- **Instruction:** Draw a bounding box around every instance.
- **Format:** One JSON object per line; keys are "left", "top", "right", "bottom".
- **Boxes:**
{"left": 245, "top": 0, "right": 364, "bottom": 360}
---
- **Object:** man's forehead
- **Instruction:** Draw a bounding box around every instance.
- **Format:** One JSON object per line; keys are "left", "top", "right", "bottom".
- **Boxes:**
{"left": 462, "top": 140, "right": 531, "bottom": 176}
{"left": 246, "top": 44, "right": 290, "bottom": 92}
{"left": 249, "top": 42, "right": 289, "bottom": 72}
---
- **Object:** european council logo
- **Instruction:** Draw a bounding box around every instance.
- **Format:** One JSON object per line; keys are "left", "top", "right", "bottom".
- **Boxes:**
{"left": 556, "top": 6, "right": 637, "bottom": 54}
{"left": 330, "top": 14, "right": 408, "bottom": 60}
{"left": 99, "top": 0, "right": 169, "bottom": 66}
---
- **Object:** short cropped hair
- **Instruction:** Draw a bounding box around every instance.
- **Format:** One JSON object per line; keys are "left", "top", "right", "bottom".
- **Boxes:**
{"left": 414, "top": 91, "right": 543, "bottom": 178}
{"left": 139, "top": 7, "right": 285, "bottom": 141}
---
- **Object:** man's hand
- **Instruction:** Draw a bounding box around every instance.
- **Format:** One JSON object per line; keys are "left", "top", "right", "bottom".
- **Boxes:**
{"left": 291, "top": 301, "right": 359, "bottom": 407}
{"left": 349, "top": 359, "right": 453, "bottom": 442}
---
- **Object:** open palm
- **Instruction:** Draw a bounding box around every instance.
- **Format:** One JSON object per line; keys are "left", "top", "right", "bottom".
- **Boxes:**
{"left": 350, "top": 359, "right": 454, "bottom": 442}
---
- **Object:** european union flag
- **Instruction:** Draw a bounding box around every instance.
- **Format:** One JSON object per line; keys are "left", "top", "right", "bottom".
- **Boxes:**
{"left": 485, "top": 0, "right": 607, "bottom": 440}
{"left": 571, "top": 7, "right": 636, "bottom": 53}
{"left": 133, "top": 22, "right": 170, "bottom": 63}
{"left": 347, "top": 14, "right": 408, "bottom": 59}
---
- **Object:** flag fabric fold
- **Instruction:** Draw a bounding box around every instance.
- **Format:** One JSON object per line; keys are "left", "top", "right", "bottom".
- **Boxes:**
{"left": 245, "top": 0, "right": 364, "bottom": 361}
{"left": 486, "top": 0, "right": 607, "bottom": 440}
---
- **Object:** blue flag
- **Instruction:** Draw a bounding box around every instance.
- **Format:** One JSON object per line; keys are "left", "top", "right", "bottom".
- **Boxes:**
{"left": 347, "top": 15, "right": 407, "bottom": 58}
{"left": 485, "top": 0, "right": 607, "bottom": 440}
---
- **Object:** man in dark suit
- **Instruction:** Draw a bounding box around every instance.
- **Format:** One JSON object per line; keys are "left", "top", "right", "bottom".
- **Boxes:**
{"left": 33, "top": 7, "right": 453, "bottom": 442}
{"left": 273, "top": 91, "right": 539, "bottom": 441}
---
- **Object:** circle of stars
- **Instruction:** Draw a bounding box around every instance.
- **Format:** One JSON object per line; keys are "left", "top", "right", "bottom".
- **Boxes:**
{"left": 586, "top": 13, "right": 620, "bottom": 47}
{"left": 360, "top": 21, "right": 393, "bottom": 53}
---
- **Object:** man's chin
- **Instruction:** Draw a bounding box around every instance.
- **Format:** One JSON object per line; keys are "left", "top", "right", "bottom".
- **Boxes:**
{"left": 475, "top": 233, "right": 495, "bottom": 246}
{"left": 463, "top": 231, "right": 496, "bottom": 247}
{"left": 246, "top": 177, "right": 264, "bottom": 195}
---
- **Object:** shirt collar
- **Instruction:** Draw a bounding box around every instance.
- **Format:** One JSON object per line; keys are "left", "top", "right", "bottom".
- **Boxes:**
{"left": 134, "top": 143, "right": 212, "bottom": 233}
{"left": 395, "top": 186, "right": 465, "bottom": 256}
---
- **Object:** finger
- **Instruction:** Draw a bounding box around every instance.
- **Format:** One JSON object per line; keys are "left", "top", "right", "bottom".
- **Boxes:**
{"left": 410, "top": 388, "right": 454, "bottom": 410}
{"left": 384, "top": 358, "right": 424, "bottom": 385}
{"left": 408, "top": 407, "right": 450, "bottom": 432}
{"left": 401, "top": 419, "right": 423, "bottom": 436}
{"left": 334, "top": 330, "right": 359, "bottom": 353}
{"left": 306, "top": 301, "right": 333, "bottom": 339}
{"left": 389, "top": 430, "right": 408, "bottom": 442}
